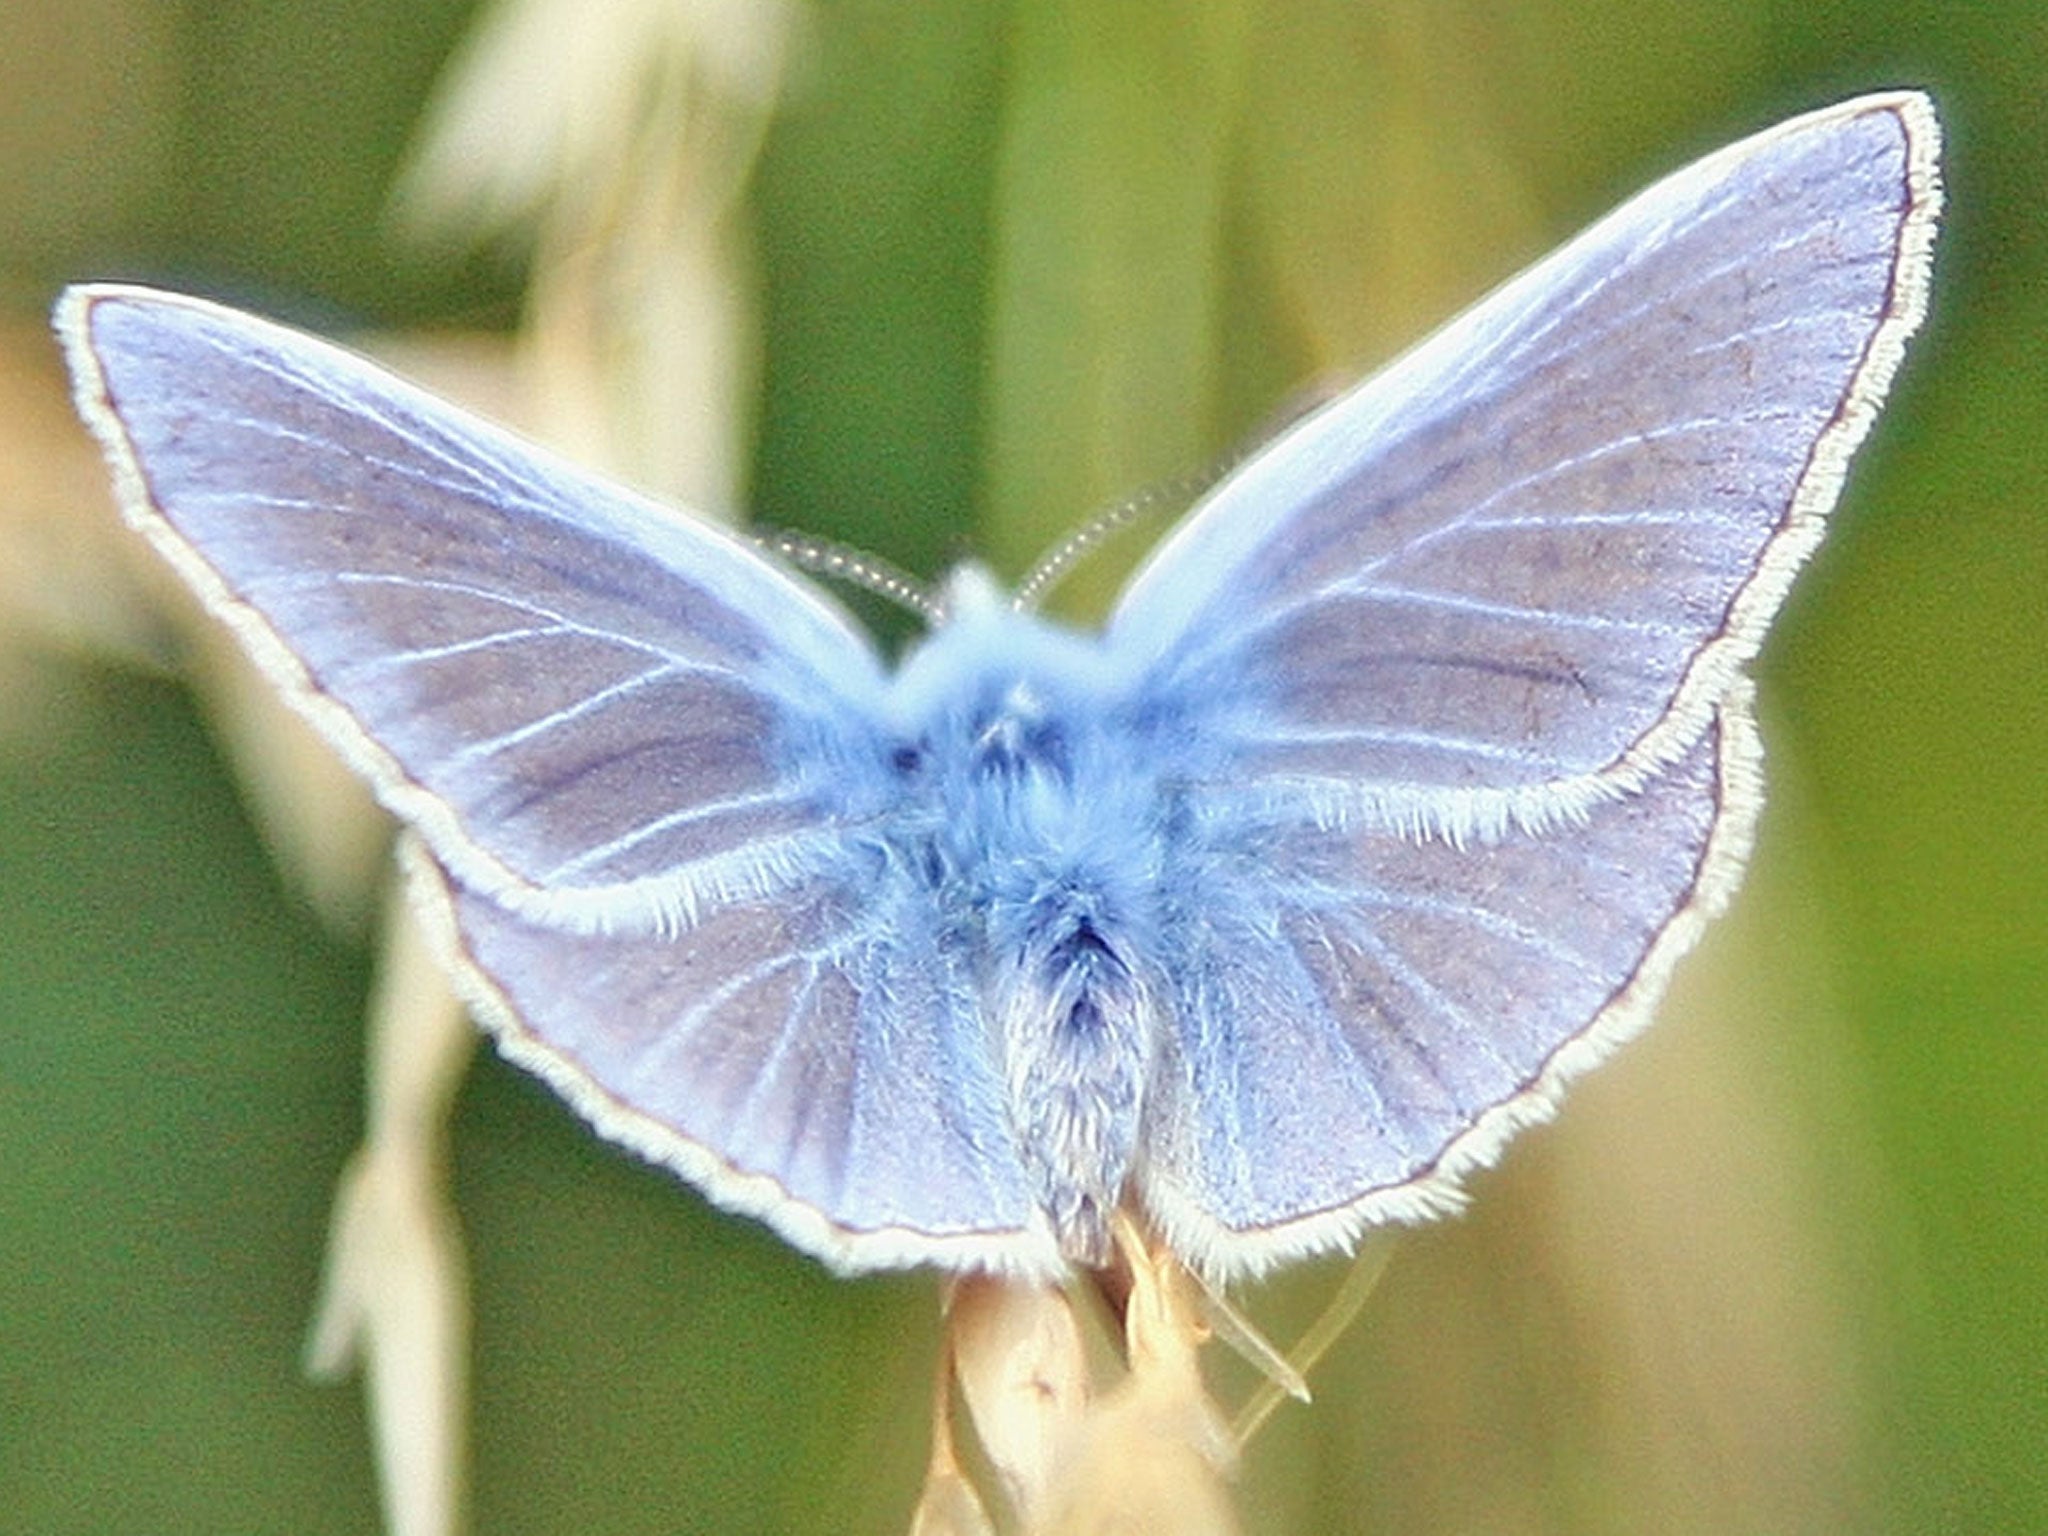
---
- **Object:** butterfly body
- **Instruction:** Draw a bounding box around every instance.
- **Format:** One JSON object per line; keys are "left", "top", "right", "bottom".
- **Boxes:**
{"left": 59, "top": 91, "right": 1940, "bottom": 1280}
{"left": 856, "top": 569, "right": 1178, "bottom": 1263}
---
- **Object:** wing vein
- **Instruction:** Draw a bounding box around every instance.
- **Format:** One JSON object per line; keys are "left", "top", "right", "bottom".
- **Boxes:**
{"left": 448, "top": 662, "right": 687, "bottom": 767}
{"left": 544, "top": 786, "right": 819, "bottom": 882}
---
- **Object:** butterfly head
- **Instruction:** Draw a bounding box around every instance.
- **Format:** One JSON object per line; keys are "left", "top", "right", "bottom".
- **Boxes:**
{"left": 932, "top": 561, "right": 1012, "bottom": 626}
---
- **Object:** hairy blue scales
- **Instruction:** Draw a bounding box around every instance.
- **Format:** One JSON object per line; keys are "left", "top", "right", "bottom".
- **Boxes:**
{"left": 881, "top": 568, "right": 1184, "bottom": 1263}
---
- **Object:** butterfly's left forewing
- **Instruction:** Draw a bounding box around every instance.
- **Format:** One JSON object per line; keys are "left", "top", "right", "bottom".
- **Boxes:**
{"left": 61, "top": 286, "right": 1052, "bottom": 1274}
{"left": 62, "top": 286, "right": 891, "bottom": 933}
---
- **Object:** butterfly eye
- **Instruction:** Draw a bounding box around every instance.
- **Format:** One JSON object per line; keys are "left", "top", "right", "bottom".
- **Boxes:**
{"left": 890, "top": 742, "right": 926, "bottom": 777}
{"left": 1028, "top": 720, "right": 1072, "bottom": 778}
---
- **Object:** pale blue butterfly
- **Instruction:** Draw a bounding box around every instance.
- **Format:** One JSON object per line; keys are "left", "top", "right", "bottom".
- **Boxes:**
{"left": 58, "top": 91, "right": 1939, "bottom": 1280}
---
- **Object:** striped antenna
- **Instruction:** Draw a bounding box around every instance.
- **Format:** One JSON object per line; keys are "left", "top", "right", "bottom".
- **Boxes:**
{"left": 753, "top": 528, "right": 941, "bottom": 625}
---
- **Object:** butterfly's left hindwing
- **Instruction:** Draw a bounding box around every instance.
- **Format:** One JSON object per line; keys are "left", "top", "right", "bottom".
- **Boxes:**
{"left": 61, "top": 285, "right": 1053, "bottom": 1275}
{"left": 415, "top": 845, "right": 1043, "bottom": 1271}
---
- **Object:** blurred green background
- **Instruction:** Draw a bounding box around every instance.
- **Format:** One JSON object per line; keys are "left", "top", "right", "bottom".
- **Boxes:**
{"left": 2, "top": 2, "right": 2043, "bottom": 1533}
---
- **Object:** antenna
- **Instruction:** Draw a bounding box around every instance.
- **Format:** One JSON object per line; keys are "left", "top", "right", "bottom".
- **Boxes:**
{"left": 753, "top": 529, "right": 942, "bottom": 625}
{"left": 1011, "top": 464, "right": 1225, "bottom": 613}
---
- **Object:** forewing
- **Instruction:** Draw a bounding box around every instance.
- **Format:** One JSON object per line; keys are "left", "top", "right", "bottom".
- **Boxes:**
{"left": 1109, "top": 93, "right": 1938, "bottom": 835}
{"left": 59, "top": 284, "right": 891, "bottom": 932}
{"left": 410, "top": 846, "right": 1051, "bottom": 1274}
{"left": 1138, "top": 694, "right": 1758, "bottom": 1278}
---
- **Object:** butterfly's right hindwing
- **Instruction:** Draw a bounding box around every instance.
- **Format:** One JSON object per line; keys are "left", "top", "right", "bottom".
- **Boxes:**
{"left": 1138, "top": 695, "right": 1757, "bottom": 1275}
{"left": 415, "top": 844, "right": 1045, "bottom": 1272}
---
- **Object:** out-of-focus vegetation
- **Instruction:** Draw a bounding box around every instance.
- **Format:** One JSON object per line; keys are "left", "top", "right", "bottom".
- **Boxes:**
{"left": 2, "top": 2, "right": 2042, "bottom": 1532}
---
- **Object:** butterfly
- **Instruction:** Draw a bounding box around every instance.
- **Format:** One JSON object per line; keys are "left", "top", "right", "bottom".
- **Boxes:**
{"left": 59, "top": 90, "right": 1939, "bottom": 1282}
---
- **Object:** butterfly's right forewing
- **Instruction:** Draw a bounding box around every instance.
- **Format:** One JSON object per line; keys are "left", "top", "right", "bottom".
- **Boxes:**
{"left": 1111, "top": 93, "right": 1939, "bottom": 839}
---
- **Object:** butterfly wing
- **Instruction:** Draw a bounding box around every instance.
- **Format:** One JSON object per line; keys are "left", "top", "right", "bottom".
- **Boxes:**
{"left": 1142, "top": 693, "right": 1756, "bottom": 1274}
{"left": 1111, "top": 91, "right": 1939, "bottom": 839}
{"left": 60, "top": 286, "right": 1050, "bottom": 1274}
{"left": 411, "top": 845, "right": 1034, "bottom": 1270}
{"left": 1112, "top": 93, "right": 1939, "bottom": 1274}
